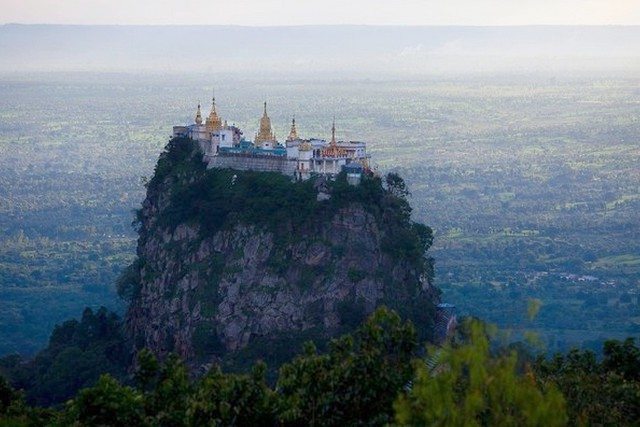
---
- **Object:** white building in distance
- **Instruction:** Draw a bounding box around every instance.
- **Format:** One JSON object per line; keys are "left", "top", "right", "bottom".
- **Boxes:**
{"left": 173, "top": 95, "right": 370, "bottom": 183}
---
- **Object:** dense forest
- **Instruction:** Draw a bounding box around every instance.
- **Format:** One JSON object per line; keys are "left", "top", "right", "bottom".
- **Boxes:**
{"left": 1, "top": 307, "right": 639, "bottom": 426}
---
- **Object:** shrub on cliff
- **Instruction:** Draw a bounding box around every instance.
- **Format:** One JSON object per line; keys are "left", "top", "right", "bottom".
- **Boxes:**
{"left": 145, "top": 137, "right": 206, "bottom": 194}
{"left": 141, "top": 137, "right": 432, "bottom": 268}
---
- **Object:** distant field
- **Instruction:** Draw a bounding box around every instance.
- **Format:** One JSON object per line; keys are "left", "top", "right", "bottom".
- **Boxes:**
{"left": 0, "top": 73, "right": 638, "bottom": 355}
{"left": 595, "top": 254, "right": 640, "bottom": 269}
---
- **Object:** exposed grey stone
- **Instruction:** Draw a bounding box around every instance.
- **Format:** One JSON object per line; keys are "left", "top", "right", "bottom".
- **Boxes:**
{"left": 125, "top": 174, "right": 438, "bottom": 370}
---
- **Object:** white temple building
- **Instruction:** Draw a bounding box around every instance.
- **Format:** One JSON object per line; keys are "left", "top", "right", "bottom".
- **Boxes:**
{"left": 173, "top": 94, "right": 370, "bottom": 183}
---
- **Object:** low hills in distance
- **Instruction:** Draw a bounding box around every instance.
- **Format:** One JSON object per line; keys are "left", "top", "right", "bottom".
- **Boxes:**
{"left": 1, "top": 24, "right": 639, "bottom": 76}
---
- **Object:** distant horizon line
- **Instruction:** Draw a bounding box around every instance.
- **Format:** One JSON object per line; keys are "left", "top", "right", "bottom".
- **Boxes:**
{"left": 3, "top": 23, "right": 640, "bottom": 28}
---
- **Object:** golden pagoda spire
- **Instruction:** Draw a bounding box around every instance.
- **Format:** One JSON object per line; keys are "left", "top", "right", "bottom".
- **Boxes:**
{"left": 255, "top": 101, "right": 275, "bottom": 146}
{"left": 206, "top": 89, "right": 222, "bottom": 131}
{"left": 287, "top": 115, "right": 299, "bottom": 141}
{"left": 321, "top": 116, "right": 346, "bottom": 158}
{"left": 195, "top": 102, "right": 203, "bottom": 125}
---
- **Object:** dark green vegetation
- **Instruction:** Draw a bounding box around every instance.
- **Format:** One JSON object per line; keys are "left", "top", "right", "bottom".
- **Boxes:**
{"left": 1, "top": 308, "right": 639, "bottom": 426}
{"left": 0, "top": 307, "right": 128, "bottom": 407}
{"left": 0, "top": 75, "right": 638, "bottom": 355}
{"left": 140, "top": 136, "right": 430, "bottom": 269}
{"left": 535, "top": 338, "right": 640, "bottom": 425}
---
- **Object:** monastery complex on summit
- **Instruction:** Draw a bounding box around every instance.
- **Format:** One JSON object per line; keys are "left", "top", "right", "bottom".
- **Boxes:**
{"left": 173, "top": 94, "right": 370, "bottom": 183}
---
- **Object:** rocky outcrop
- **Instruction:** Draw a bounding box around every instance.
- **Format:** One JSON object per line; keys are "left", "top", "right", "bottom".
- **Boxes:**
{"left": 124, "top": 138, "right": 439, "bottom": 368}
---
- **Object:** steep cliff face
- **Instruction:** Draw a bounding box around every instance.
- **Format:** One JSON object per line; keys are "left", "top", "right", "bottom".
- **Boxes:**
{"left": 123, "top": 138, "right": 439, "bottom": 368}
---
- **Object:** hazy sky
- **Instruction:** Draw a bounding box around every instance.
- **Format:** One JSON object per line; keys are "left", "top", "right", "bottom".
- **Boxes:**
{"left": 2, "top": 0, "right": 640, "bottom": 26}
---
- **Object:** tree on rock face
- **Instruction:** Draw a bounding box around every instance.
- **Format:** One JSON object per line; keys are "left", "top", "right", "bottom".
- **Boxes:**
{"left": 385, "top": 172, "right": 410, "bottom": 199}
{"left": 394, "top": 319, "right": 567, "bottom": 427}
{"left": 277, "top": 307, "right": 417, "bottom": 426}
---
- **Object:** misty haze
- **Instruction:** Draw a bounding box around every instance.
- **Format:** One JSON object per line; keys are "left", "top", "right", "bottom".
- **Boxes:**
{"left": 1, "top": 25, "right": 639, "bottom": 75}
{"left": 0, "top": 16, "right": 639, "bottom": 425}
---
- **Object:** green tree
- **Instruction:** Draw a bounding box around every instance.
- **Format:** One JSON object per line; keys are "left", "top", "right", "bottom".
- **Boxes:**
{"left": 116, "top": 258, "right": 143, "bottom": 301}
{"left": 187, "top": 362, "right": 277, "bottom": 426}
{"left": 535, "top": 339, "right": 640, "bottom": 425}
{"left": 395, "top": 319, "right": 567, "bottom": 426}
{"left": 385, "top": 172, "right": 410, "bottom": 199}
{"left": 0, "top": 376, "right": 17, "bottom": 415}
{"left": 602, "top": 338, "right": 640, "bottom": 381}
{"left": 277, "top": 307, "right": 417, "bottom": 426}
{"left": 0, "top": 375, "right": 56, "bottom": 426}
{"left": 142, "top": 354, "right": 191, "bottom": 426}
{"left": 0, "top": 307, "right": 129, "bottom": 421}
{"left": 2, "top": 307, "right": 129, "bottom": 407}
{"left": 63, "top": 374, "right": 145, "bottom": 426}
{"left": 134, "top": 349, "right": 160, "bottom": 393}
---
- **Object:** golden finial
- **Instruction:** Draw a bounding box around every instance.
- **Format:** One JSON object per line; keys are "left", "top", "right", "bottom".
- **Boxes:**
{"left": 255, "top": 100, "right": 275, "bottom": 145}
{"left": 330, "top": 116, "right": 336, "bottom": 145}
{"left": 206, "top": 89, "right": 222, "bottom": 131}
{"left": 287, "top": 115, "right": 299, "bottom": 141}
{"left": 195, "top": 102, "right": 203, "bottom": 125}
{"left": 320, "top": 115, "right": 346, "bottom": 158}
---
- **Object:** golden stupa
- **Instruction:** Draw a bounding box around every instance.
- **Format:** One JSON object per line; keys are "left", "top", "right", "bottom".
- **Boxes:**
{"left": 205, "top": 91, "right": 222, "bottom": 132}
{"left": 286, "top": 116, "right": 299, "bottom": 141}
{"left": 255, "top": 101, "right": 276, "bottom": 146}
{"left": 321, "top": 118, "right": 347, "bottom": 157}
